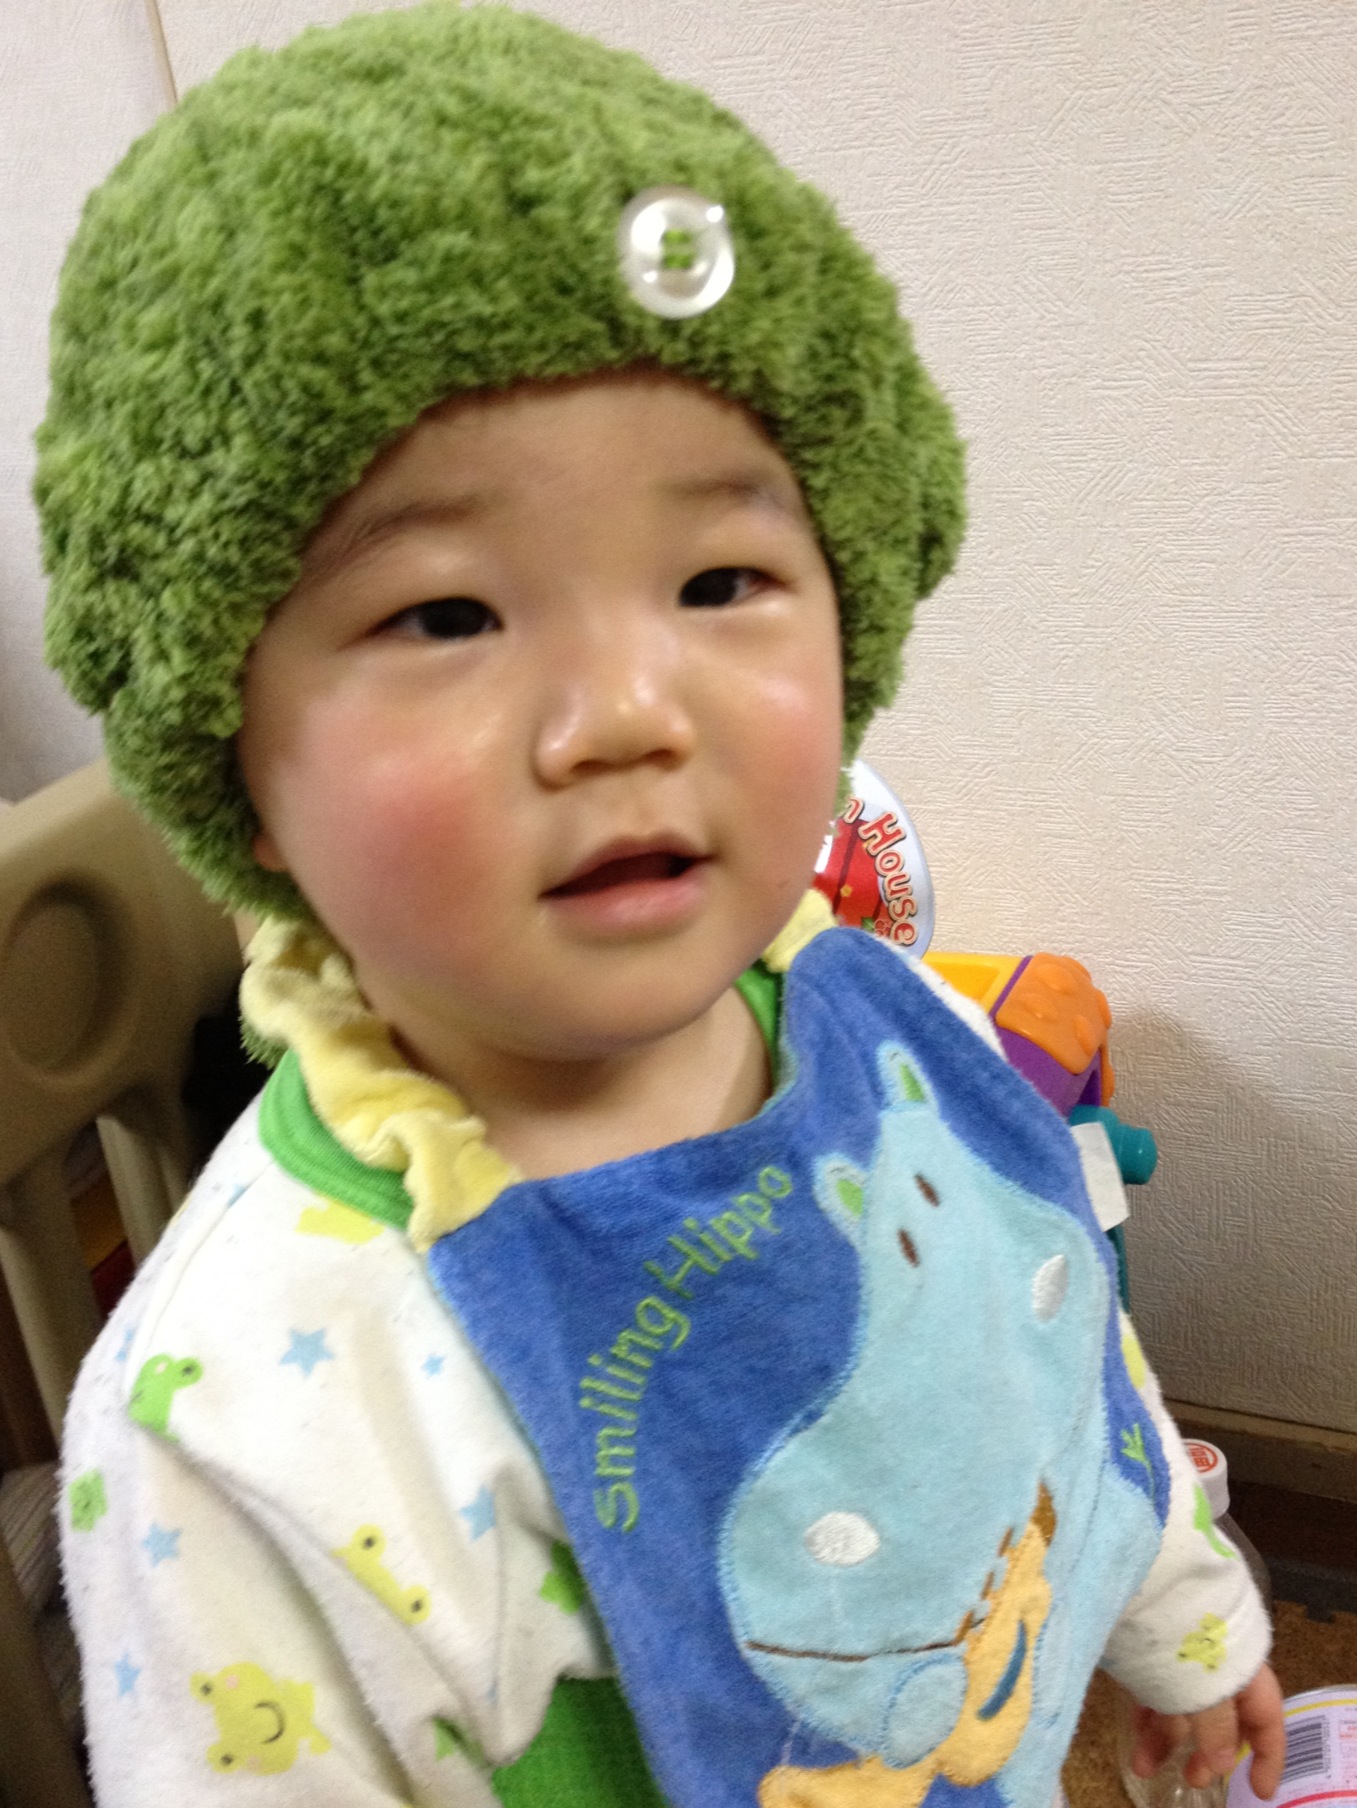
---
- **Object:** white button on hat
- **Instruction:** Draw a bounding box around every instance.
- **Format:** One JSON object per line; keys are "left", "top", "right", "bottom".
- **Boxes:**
{"left": 617, "top": 186, "right": 735, "bottom": 319}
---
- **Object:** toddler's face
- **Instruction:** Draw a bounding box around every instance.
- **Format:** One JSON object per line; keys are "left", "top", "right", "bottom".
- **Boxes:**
{"left": 237, "top": 370, "right": 843, "bottom": 1072}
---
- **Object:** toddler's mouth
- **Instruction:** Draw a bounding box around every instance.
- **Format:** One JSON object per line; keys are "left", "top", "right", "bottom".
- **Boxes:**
{"left": 546, "top": 848, "right": 702, "bottom": 898}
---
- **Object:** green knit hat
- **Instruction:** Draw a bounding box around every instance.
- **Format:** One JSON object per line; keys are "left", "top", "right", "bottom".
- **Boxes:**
{"left": 36, "top": 2, "right": 964, "bottom": 918}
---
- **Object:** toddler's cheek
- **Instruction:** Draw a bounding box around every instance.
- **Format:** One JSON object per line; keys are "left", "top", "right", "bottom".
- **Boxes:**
{"left": 283, "top": 752, "right": 491, "bottom": 942}
{"left": 745, "top": 688, "right": 843, "bottom": 820}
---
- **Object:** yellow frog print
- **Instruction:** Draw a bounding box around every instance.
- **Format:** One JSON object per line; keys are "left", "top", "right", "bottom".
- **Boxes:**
{"left": 191, "top": 1662, "right": 330, "bottom": 1774}
{"left": 333, "top": 1524, "right": 431, "bottom": 1624}
{"left": 296, "top": 1198, "right": 383, "bottom": 1244}
{"left": 1120, "top": 1321, "right": 1148, "bottom": 1390}
{"left": 1177, "top": 1613, "right": 1228, "bottom": 1673}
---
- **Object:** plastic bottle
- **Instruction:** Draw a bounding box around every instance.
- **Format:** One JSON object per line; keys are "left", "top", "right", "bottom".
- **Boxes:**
{"left": 1183, "top": 1441, "right": 1273, "bottom": 1614}
{"left": 1116, "top": 1440, "right": 1272, "bottom": 1808}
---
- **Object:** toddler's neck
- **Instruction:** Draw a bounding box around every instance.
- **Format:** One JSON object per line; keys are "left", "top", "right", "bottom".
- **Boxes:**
{"left": 393, "top": 983, "right": 771, "bottom": 1183}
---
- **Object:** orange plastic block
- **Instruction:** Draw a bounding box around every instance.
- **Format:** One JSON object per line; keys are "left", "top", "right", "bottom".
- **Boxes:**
{"left": 920, "top": 951, "right": 1021, "bottom": 1015}
{"left": 995, "top": 954, "right": 1113, "bottom": 1083}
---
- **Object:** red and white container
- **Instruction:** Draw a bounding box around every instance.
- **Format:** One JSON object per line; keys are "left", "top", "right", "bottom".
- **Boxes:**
{"left": 1227, "top": 1689, "right": 1357, "bottom": 1808}
{"left": 814, "top": 761, "right": 935, "bottom": 953}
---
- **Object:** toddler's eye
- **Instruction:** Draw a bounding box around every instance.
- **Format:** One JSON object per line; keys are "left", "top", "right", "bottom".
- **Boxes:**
{"left": 679, "top": 567, "right": 762, "bottom": 608}
{"left": 384, "top": 597, "right": 499, "bottom": 639}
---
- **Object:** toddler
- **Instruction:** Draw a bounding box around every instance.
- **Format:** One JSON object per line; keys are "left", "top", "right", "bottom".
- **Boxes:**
{"left": 38, "top": 8, "right": 1283, "bottom": 1806}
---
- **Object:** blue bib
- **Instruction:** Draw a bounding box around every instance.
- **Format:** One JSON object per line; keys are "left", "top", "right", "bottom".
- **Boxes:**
{"left": 426, "top": 929, "right": 1167, "bottom": 1808}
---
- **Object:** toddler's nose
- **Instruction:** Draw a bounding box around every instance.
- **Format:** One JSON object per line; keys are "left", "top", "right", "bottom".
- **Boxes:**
{"left": 534, "top": 623, "right": 696, "bottom": 783}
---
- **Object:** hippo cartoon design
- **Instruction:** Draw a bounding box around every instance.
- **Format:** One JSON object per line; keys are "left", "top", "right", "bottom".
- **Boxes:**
{"left": 721, "top": 1042, "right": 1161, "bottom": 1808}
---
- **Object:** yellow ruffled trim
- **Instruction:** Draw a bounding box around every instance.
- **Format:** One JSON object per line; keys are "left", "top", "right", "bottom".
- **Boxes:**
{"left": 761, "top": 887, "right": 835, "bottom": 972}
{"left": 240, "top": 920, "right": 518, "bottom": 1252}
{"left": 240, "top": 891, "right": 833, "bottom": 1251}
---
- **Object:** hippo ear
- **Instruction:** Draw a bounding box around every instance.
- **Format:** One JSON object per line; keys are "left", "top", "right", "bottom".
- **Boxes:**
{"left": 879, "top": 1042, "right": 935, "bottom": 1111}
{"left": 816, "top": 1157, "right": 868, "bottom": 1245}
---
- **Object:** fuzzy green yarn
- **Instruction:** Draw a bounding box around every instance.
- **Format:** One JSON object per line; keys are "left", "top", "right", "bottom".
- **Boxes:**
{"left": 37, "top": 3, "right": 964, "bottom": 917}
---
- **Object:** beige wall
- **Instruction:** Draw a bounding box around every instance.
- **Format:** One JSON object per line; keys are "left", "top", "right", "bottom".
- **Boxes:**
{"left": 0, "top": 0, "right": 166, "bottom": 800}
{"left": 4, "top": 1, "right": 1355, "bottom": 1428}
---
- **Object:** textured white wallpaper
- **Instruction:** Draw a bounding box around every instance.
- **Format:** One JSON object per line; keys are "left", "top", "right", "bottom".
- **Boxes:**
{"left": 0, "top": 0, "right": 166, "bottom": 801}
{"left": 4, "top": 1, "right": 1355, "bottom": 1428}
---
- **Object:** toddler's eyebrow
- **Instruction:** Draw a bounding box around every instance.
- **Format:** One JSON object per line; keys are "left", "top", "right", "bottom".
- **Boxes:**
{"left": 303, "top": 492, "right": 493, "bottom": 581}
{"left": 304, "top": 468, "right": 804, "bottom": 582}
{"left": 661, "top": 471, "right": 808, "bottom": 522}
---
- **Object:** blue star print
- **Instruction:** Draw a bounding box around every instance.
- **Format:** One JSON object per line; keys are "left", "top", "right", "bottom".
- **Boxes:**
{"left": 460, "top": 1486, "right": 496, "bottom": 1539}
{"left": 114, "top": 1654, "right": 141, "bottom": 1697}
{"left": 142, "top": 1523, "right": 181, "bottom": 1566}
{"left": 422, "top": 1353, "right": 445, "bottom": 1377}
{"left": 281, "top": 1328, "right": 334, "bottom": 1378}
{"left": 116, "top": 1324, "right": 136, "bottom": 1364}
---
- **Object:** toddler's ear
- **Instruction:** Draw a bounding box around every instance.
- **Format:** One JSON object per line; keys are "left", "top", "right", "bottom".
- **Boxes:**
{"left": 251, "top": 829, "right": 288, "bottom": 873}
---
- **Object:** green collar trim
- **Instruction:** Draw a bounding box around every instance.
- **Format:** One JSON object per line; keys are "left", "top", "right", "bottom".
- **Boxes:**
{"left": 260, "top": 1047, "right": 415, "bottom": 1231}
{"left": 733, "top": 960, "right": 781, "bottom": 1058}
{"left": 258, "top": 964, "right": 783, "bottom": 1234}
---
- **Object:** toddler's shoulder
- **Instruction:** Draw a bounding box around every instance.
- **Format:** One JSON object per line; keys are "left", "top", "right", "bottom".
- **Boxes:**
{"left": 67, "top": 1087, "right": 548, "bottom": 1510}
{"left": 67, "top": 1095, "right": 429, "bottom": 1457}
{"left": 105, "top": 1099, "right": 408, "bottom": 1355}
{"left": 811, "top": 924, "right": 1006, "bottom": 1058}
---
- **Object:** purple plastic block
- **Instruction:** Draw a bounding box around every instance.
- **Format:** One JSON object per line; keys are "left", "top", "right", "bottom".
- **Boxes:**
{"left": 996, "top": 1027, "right": 1097, "bottom": 1118}
{"left": 1076, "top": 1064, "right": 1104, "bottom": 1110}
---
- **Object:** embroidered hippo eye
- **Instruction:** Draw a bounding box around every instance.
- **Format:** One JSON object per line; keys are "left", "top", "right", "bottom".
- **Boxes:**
{"left": 804, "top": 1509, "right": 880, "bottom": 1567}
{"left": 1032, "top": 1254, "right": 1069, "bottom": 1322}
{"left": 915, "top": 1174, "right": 939, "bottom": 1205}
{"left": 898, "top": 1229, "right": 920, "bottom": 1266}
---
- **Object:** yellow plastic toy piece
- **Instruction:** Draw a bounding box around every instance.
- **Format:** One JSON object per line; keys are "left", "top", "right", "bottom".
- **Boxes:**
{"left": 920, "top": 953, "right": 1021, "bottom": 1015}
